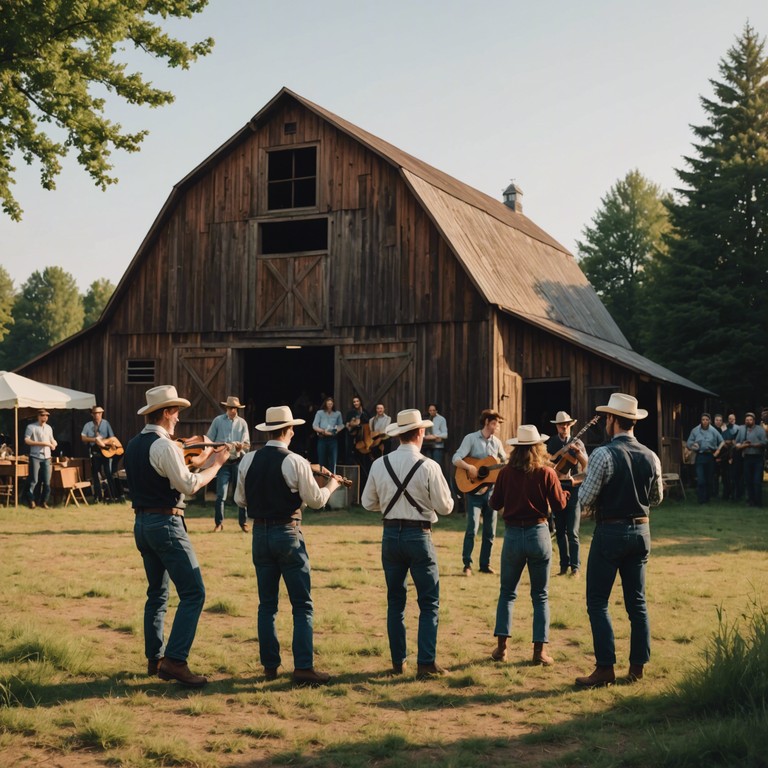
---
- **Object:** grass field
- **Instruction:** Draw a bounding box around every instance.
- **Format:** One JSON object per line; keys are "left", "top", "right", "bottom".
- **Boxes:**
{"left": 0, "top": 493, "right": 767, "bottom": 767}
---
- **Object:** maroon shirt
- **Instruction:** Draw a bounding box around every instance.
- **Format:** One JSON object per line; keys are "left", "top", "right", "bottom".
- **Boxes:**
{"left": 490, "top": 464, "right": 570, "bottom": 524}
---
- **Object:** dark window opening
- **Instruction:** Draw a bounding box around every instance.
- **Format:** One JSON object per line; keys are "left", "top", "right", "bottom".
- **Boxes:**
{"left": 261, "top": 219, "right": 327, "bottom": 254}
{"left": 284, "top": 122, "right": 297, "bottom": 135}
{"left": 267, "top": 146, "right": 317, "bottom": 210}
{"left": 126, "top": 360, "right": 156, "bottom": 384}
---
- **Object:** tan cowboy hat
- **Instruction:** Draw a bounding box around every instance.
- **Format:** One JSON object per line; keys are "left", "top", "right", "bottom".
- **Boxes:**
{"left": 137, "top": 385, "right": 191, "bottom": 415}
{"left": 91, "top": 406, "right": 105, "bottom": 414}
{"left": 385, "top": 408, "right": 433, "bottom": 437}
{"left": 255, "top": 405, "right": 306, "bottom": 431}
{"left": 550, "top": 411, "right": 576, "bottom": 425}
{"left": 37, "top": 409, "right": 50, "bottom": 416}
{"left": 221, "top": 396, "right": 245, "bottom": 409}
{"left": 595, "top": 393, "right": 648, "bottom": 420}
{"left": 506, "top": 424, "right": 548, "bottom": 445}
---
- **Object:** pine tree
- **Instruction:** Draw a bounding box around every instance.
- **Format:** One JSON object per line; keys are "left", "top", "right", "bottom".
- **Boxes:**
{"left": 577, "top": 169, "right": 670, "bottom": 352}
{"left": 646, "top": 24, "right": 768, "bottom": 410}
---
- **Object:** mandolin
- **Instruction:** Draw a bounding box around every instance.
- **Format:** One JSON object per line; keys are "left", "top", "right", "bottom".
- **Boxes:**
{"left": 551, "top": 416, "right": 600, "bottom": 473}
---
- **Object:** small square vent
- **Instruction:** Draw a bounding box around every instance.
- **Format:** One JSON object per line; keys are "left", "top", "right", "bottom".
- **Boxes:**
{"left": 284, "top": 122, "right": 297, "bottom": 135}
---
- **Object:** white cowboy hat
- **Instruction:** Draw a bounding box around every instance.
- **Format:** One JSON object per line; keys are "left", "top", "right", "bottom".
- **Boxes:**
{"left": 550, "top": 411, "right": 576, "bottom": 425}
{"left": 137, "top": 385, "right": 191, "bottom": 415}
{"left": 595, "top": 393, "right": 648, "bottom": 420}
{"left": 91, "top": 406, "right": 105, "bottom": 414}
{"left": 385, "top": 408, "right": 433, "bottom": 437}
{"left": 506, "top": 424, "right": 549, "bottom": 446}
{"left": 255, "top": 405, "right": 306, "bottom": 432}
{"left": 221, "top": 396, "right": 246, "bottom": 409}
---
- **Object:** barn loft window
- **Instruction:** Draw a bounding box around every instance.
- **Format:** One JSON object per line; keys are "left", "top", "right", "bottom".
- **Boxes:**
{"left": 261, "top": 219, "right": 328, "bottom": 254}
{"left": 126, "top": 359, "right": 156, "bottom": 384}
{"left": 267, "top": 146, "right": 317, "bottom": 210}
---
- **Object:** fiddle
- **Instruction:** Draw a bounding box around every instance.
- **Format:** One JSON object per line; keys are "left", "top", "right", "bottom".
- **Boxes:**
{"left": 310, "top": 463, "right": 353, "bottom": 488}
{"left": 175, "top": 436, "right": 232, "bottom": 467}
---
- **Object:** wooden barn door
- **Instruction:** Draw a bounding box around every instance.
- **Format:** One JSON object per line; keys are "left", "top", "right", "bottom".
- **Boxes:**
{"left": 496, "top": 368, "right": 522, "bottom": 442}
{"left": 337, "top": 343, "right": 415, "bottom": 414}
{"left": 173, "top": 347, "right": 231, "bottom": 437}
{"left": 256, "top": 254, "right": 327, "bottom": 330}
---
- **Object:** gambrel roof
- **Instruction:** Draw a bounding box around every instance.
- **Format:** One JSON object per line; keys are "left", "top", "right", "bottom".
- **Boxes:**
{"left": 42, "top": 88, "right": 708, "bottom": 394}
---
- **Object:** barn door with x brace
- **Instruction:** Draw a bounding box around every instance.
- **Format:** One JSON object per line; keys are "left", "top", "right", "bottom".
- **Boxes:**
{"left": 173, "top": 347, "right": 231, "bottom": 438}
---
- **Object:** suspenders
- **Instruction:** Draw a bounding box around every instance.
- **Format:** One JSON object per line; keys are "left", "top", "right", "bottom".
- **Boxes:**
{"left": 382, "top": 456, "right": 426, "bottom": 517}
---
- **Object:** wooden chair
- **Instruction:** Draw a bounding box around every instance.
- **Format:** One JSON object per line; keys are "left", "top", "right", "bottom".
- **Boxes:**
{"left": 58, "top": 466, "right": 91, "bottom": 508}
{"left": 662, "top": 473, "right": 686, "bottom": 501}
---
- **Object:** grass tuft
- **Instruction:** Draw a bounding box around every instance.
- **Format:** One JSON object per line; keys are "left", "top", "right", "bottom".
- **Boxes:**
{"left": 73, "top": 706, "right": 135, "bottom": 750}
{"left": 205, "top": 599, "right": 240, "bottom": 616}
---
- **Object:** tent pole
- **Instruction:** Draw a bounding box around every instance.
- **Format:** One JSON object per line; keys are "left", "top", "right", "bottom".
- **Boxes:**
{"left": 14, "top": 404, "right": 19, "bottom": 510}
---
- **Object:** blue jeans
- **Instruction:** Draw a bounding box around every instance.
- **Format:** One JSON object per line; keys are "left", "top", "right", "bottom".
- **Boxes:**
{"left": 586, "top": 521, "right": 651, "bottom": 667}
{"left": 252, "top": 522, "right": 314, "bottom": 670}
{"left": 316, "top": 436, "right": 338, "bottom": 474}
{"left": 133, "top": 513, "right": 205, "bottom": 663}
{"left": 694, "top": 453, "right": 716, "bottom": 503}
{"left": 554, "top": 482, "right": 581, "bottom": 572}
{"left": 743, "top": 455, "right": 763, "bottom": 506}
{"left": 26, "top": 457, "right": 52, "bottom": 505}
{"left": 382, "top": 525, "right": 440, "bottom": 665}
{"left": 214, "top": 462, "right": 246, "bottom": 526}
{"left": 494, "top": 523, "right": 551, "bottom": 642}
{"left": 462, "top": 489, "right": 497, "bottom": 569}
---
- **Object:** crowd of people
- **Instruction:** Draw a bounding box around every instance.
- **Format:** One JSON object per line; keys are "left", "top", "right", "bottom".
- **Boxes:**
{"left": 115, "top": 384, "right": 664, "bottom": 691}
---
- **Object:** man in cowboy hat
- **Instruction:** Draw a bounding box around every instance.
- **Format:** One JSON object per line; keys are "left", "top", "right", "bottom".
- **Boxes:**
{"left": 452, "top": 409, "right": 507, "bottom": 576}
{"left": 361, "top": 409, "right": 454, "bottom": 679}
{"left": 207, "top": 396, "right": 251, "bottom": 532}
{"left": 24, "top": 408, "right": 57, "bottom": 509}
{"left": 575, "top": 393, "right": 663, "bottom": 688}
{"left": 81, "top": 406, "right": 122, "bottom": 503}
{"left": 124, "top": 385, "right": 229, "bottom": 687}
{"left": 546, "top": 411, "right": 588, "bottom": 577}
{"left": 234, "top": 405, "right": 343, "bottom": 685}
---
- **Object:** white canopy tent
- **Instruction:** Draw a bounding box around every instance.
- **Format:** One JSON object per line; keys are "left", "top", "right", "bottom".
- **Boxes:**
{"left": 0, "top": 371, "right": 97, "bottom": 508}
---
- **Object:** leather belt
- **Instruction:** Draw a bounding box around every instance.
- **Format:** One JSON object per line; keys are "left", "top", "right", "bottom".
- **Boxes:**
{"left": 600, "top": 516, "right": 649, "bottom": 525}
{"left": 383, "top": 519, "right": 432, "bottom": 530}
{"left": 505, "top": 518, "right": 548, "bottom": 528}
{"left": 250, "top": 518, "right": 299, "bottom": 527}
{"left": 135, "top": 507, "right": 184, "bottom": 516}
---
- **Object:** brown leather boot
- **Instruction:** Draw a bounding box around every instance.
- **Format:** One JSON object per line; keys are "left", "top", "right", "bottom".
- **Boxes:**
{"left": 491, "top": 638, "right": 508, "bottom": 662}
{"left": 627, "top": 664, "right": 644, "bottom": 682}
{"left": 293, "top": 667, "right": 331, "bottom": 685}
{"left": 264, "top": 667, "right": 279, "bottom": 681}
{"left": 158, "top": 658, "right": 207, "bottom": 687}
{"left": 416, "top": 662, "right": 447, "bottom": 679}
{"left": 147, "top": 658, "right": 161, "bottom": 676}
{"left": 532, "top": 642, "right": 554, "bottom": 666}
{"left": 391, "top": 661, "right": 407, "bottom": 675}
{"left": 575, "top": 665, "right": 615, "bottom": 688}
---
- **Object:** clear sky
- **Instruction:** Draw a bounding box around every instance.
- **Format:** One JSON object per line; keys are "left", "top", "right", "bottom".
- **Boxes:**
{"left": 2, "top": 0, "right": 767, "bottom": 291}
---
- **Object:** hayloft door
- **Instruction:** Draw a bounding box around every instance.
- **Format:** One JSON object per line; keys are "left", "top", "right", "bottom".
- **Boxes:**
{"left": 173, "top": 347, "right": 231, "bottom": 437}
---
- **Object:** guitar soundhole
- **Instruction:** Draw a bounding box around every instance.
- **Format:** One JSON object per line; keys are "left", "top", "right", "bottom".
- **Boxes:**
{"left": 477, "top": 467, "right": 489, "bottom": 480}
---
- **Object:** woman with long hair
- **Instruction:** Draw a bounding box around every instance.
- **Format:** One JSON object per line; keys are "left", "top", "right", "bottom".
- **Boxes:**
{"left": 489, "top": 425, "right": 570, "bottom": 665}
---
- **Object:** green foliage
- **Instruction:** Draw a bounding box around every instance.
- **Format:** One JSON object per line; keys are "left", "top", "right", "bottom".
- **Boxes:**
{"left": 82, "top": 277, "right": 115, "bottom": 328}
{"left": 0, "top": 266, "right": 14, "bottom": 344}
{"left": 0, "top": 266, "right": 83, "bottom": 369}
{"left": 577, "top": 169, "right": 670, "bottom": 352}
{"left": 645, "top": 24, "right": 768, "bottom": 408}
{"left": 0, "top": 0, "right": 214, "bottom": 220}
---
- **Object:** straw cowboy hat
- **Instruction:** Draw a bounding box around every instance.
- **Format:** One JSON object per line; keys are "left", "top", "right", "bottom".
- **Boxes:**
{"left": 385, "top": 408, "right": 433, "bottom": 437}
{"left": 595, "top": 393, "right": 648, "bottom": 420}
{"left": 221, "top": 396, "right": 246, "bottom": 409}
{"left": 550, "top": 411, "right": 576, "bottom": 425}
{"left": 137, "top": 385, "right": 191, "bottom": 415}
{"left": 506, "top": 424, "right": 549, "bottom": 446}
{"left": 255, "top": 405, "right": 306, "bottom": 432}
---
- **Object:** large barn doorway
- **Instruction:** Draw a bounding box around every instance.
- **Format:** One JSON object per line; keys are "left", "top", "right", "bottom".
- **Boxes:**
{"left": 523, "top": 379, "right": 571, "bottom": 434}
{"left": 242, "top": 346, "right": 334, "bottom": 458}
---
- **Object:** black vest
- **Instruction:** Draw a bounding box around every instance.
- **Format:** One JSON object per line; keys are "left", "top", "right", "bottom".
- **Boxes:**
{"left": 124, "top": 432, "right": 182, "bottom": 510}
{"left": 595, "top": 437, "right": 656, "bottom": 519}
{"left": 244, "top": 446, "right": 301, "bottom": 519}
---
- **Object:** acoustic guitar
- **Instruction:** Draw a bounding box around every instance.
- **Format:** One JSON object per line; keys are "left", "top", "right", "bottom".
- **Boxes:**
{"left": 98, "top": 437, "right": 124, "bottom": 458}
{"left": 355, "top": 424, "right": 388, "bottom": 455}
{"left": 454, "top": 456, "right": 507, "bottom": 494}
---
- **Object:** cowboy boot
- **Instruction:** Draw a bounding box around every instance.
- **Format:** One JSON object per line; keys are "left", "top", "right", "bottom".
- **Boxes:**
{"left": 532, "top": 642, "right": 554, "bottom": 666}
{"left": 575, "top": 665, "right": 615, "bottom": 688}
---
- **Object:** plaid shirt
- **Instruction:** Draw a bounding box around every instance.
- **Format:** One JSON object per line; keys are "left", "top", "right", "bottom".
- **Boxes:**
{"left": 579, "top": 434, "right": 663, "bottom": 514}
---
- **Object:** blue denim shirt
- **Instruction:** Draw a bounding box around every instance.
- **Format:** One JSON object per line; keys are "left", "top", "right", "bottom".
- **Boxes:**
{"left": 312, "top": 410, "right": 343, "bottom": 434}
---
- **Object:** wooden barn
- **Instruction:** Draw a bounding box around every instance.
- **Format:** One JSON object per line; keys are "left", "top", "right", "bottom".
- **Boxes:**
{"left": 17, "top": 87, "right": 709, "bottom": 470}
